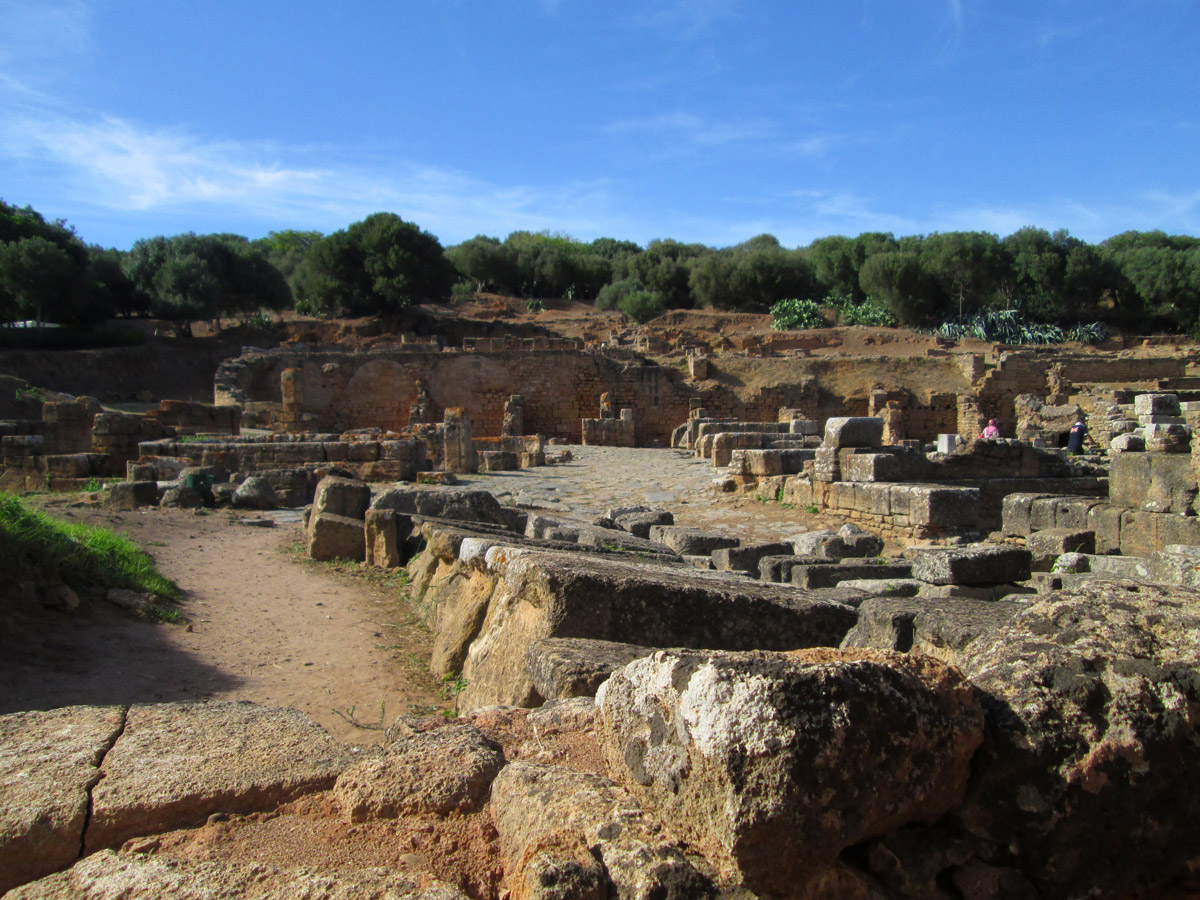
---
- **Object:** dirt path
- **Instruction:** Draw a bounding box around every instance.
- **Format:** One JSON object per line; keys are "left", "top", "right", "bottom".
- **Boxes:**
{"left": 0, "top": 446, "right": 856, "bottom": 742}
{"left": 0, "top": 506, "right": 447, "bottom": 743}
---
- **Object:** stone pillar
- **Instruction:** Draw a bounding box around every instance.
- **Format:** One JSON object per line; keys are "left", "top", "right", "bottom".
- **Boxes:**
{"left": 442, "top": 408, "right": 477, "bottom": 474}
{"left": 688, "top": 355, "right": 708, "bottom": 380}
{"left": 600, "top": 392, "right": 615, "bottom": 419}
{"left": 502, "top": 394, "right": 524, "bottom": 437}
{"left": 280, "top": 368, "right": 303, "bottom": 432}
{"left": 881, "top": 401, "right": 904, "bottom": 446}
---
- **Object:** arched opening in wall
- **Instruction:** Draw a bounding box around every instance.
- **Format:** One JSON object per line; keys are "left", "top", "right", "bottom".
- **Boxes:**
{"left": 342, "top": 361, "right": 418, "bottom": 431}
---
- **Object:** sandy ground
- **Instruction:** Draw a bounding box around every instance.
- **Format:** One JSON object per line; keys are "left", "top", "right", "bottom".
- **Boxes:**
{"left": 0, "top": 446, "right": 850, "bottom": 744}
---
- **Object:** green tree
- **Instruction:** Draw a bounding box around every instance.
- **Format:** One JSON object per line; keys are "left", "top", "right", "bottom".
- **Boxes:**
{"left": 0, "top": 237, "right": 85, "bottom": 325}
{"left": 446, "top": 235, "right": 518, "bottom": 294}
{"left": 858, "top": 251, "right": 929, "bottom": 323}
{"left": 295, "top": 213, "right": 455, "bottom": 317}
{"left": 618, "top": 289, "right": 665, "bottom": 323}
{"left": 919, "top": 231, "right": 1011, "bottom": 320}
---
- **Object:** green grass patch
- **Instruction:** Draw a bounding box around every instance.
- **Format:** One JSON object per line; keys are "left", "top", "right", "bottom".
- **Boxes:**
{"left": 0, "top": 492, "right": 180, "bottom": 600}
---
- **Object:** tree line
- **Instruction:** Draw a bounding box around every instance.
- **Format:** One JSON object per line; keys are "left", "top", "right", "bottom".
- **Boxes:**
{"left": 3, "top": 198, "right": 1199, "bottom": 335}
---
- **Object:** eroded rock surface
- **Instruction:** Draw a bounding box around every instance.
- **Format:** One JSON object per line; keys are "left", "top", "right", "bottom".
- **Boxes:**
{"left": 0, "top": 706, "right": 125, "bottom": 893}
{"left": 596, "top": 647, "right": 984, "bottom": 897}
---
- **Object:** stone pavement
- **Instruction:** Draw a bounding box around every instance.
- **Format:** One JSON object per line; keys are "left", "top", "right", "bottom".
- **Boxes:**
{"left": 459, "top": 444, "right": 826, "bottom": 544}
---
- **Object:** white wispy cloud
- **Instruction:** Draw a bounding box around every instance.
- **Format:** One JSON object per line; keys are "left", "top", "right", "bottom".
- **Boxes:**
{"left": 624, "top": 0, "right": 741, "bottom": 39}
{"left": 604, "top": 111, "right": 841, "bottom": 159}
{"left": 0, "top": 0, "right": 92, "bottom": 78}
{"left": 0, "top": 108, "right": 627, "bottom": 244}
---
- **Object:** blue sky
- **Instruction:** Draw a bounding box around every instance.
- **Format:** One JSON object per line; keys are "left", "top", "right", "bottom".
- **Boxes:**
{"left": 1, "top": 0, "right": 1197, "bottom": 250}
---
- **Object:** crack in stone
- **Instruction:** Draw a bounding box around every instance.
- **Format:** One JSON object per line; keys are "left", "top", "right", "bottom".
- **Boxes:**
{"left": 79, "top": 705, "right": 128, "bottom": 861}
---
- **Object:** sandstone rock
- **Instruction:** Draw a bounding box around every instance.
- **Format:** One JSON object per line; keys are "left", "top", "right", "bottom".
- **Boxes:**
{"left": 372, "top": 486, "right": 516, "bottom": 529}
{"left": 365, "top": 508, "right": 403, "bottom": 568}
{"left": 232, "top": 475, "right": 279, "bottom": 510}
{"left": 105, "top": 481, "right": 158, "bottom": 509}
{"left": 85, "top": 701, "right": 357, "bottom": 852}
{"left": 527, "top": 638, "right": 658, "bottom": 701}
{"left": 1110, "top": 432, "right": 1145, "bottom": 452}
{"left": 312, "top": 475, "right": 371, "bottom": 520}
{"left": 909, "top": 543, "right": 1032, "bottom": 585}
{"left": 710, "top": 541, "right": 792, "bottom": 574}
{"left": 596, "top": 648, "right": 983, "bottom": 897}
{"left": 837, "top": 523, "right": 885, "bottom": 557}
{"left": 506, "top": 829, "right": 607, "bottom": 900}
{"left": 1026, "top": 528, "right": 1095, "bottom": 570}
{"left": 610, "top": 508, "right": 673, "bottom": 538}
{"left": 334, "top": 723, "right": 504, "bottom": 820}
{"left": 957, "top": 581, "right": 1200, "bottom": 897}
{"left": 491, "top": 761, "right": 714, "bottom": 900}
{"left": 788, "top": 529, "right": 847, "bottom": 559}
{"left": 451, "top": 548, "right": 858, "bottom": 710}
{"left": 0, "top": 706, "right": 125, "bottom": 893}
{"left": 5, "top": 850, "right": 469, "bottom": 899}
{"left": 159, "top": 485, "right": 203, "bottom": 509}
{"left": 823, "top": 416, "right": 884, "bottom": 449}
{"left": 307, "top": 511, "right": 366, "bottom": 561}
{"left": 646, "top": 525, "right": 739, "bottom": 555}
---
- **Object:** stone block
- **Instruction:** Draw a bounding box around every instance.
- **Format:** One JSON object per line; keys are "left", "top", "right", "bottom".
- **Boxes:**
{"left": 1145, "top": 423, "right": 1191, "bottom": 453}
{"left": 823, "top": 416, "right": 884, "bottom": 449}
{"left": 838, "top": 523, "right": 885, "bottom": 557}
{"left": 596, "top": 648, "right": 983, "bottom": 897}
{"left": 1134, "top": 392, "right": 1180, "bottom": 418}
{"left": 105, "top": 481, "right": 158, "bottom": 509}
{"left": 307, "top": 512, "right": 366, "bottom": 561}
{"left": 1110, "top": 433, "right": 1145, "bottom": 452}
{"left": 647, "top": 525, "right": 740, "bottom": 555}
{"left": 527, "top": 637, "right": 658, "bottom": 700}
{"left": 789, "top": 530, "right": 847, "bottom": 559}
{"left": 711, "top": 541, "right": 793, "bottom": 574}
{"left": 479, "top": 450, "right": 518, "bottom": 472}
{"left": 1111, "top": 452, "right": 1197, "bottom": 514}
{"left": 1087, "top": 503, "right": 1126, "bottom": 554}
{"left": 364, "top": 508, "right": 402, "bottom": 568}
{"left": 312, "top": 475, "right": 371, "bottom": 521}
{"left": 1027, "top": 529, "right": 1096, "bottom": 570}
{"left": 910, "top": 544, "right": 1032, "bottom": 585}
{"left": 744, "top": 449, "right": 783, "bottom": 476}
{"left": 792, "top": 561, "right": 912, "bottom": 590}
{"left": 905, "top": 485, "right": 979, "bottom": 529}
{"left": 758, "top": 555, "right": 830, "bottom": 583}
{"left": 840, "top": 452, "right": 902, "bottom": 482}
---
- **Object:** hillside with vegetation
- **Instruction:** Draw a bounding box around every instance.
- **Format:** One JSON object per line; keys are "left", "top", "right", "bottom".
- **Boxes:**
{"left": 3, "top": 199, "right": 1199, "bottom": 345}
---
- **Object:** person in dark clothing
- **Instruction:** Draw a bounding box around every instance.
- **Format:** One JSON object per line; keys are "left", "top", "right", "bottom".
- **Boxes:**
{"left": 1067, "top": 415, "right": 1090, "bottom": 454}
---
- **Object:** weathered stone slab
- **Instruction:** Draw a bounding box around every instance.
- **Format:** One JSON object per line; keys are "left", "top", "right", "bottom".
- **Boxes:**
{"left": 86, "top": 701, "right": 357, "bottom": 852}
{"left": 909, "top": 544, "right": 1032, "bottom": 585}
{"left": 527, "top": 637, "right": 658, "bottom": 700}
{"left": 372, "top": 485, "right": 520, "bottom": 530}
{"left": 491, "top": 761, "right": 713, "bottom": 900}
{"left": 596, "top": 648, "right": 983, "bottom": 897}
{"left": 452, "top": 548, "right": 859, "bottom": 710}
{"left": 312, "top": 474, "right": 371, "bottom": 520}
{"left": 710, "top": 541, "right": 793, "bottom": 574}
{"left": 758, "top": 554, "right": 831, "bottom": 582}
{"left": 611, "top": 508, "right": 673, "bottom": 538}
{"left": 647, "top": 525, "right": 739, "bottom": 555}
{"left": 1027, "top": 528, "right": 1095, "bottom": 570}
{"left": 231, "top": 475, "right": 279, "bottom": 510}
{"left": 842, "top": 597, "right": 1022, "bottom": 664}
{"left": 364, "top": 508, "right": 402, "bottom": 568}
{"left": 788, "top": 529, "right": 847, "bottom": 559}
{"left": 1134, "top": 392, "right": 1181, "bottom": 417}
{"left": 0, "top": 706, "right": 125, "bottom": 894}
{"left": 105, "top": 481, "right": 158, "bottom": 509}
{"left": 791, "top": 560, "right": 912, "bottom": 590}
{"left": 838, "top": 523, "right": 885, "bottom": 557}
{"left": 823, "top": 416, "right": 884, "bottom": 449}
{"left": 958, "top": 582, "right": 1200, "bottom": 897}
{"left": 6, "top": 851, "right": 469, "bottom": 899}
{"left": 307, "top": 511, "right": 366, "bottom": 561}
{"left": 334, "top": 724, "right": 504, "bottom": 820}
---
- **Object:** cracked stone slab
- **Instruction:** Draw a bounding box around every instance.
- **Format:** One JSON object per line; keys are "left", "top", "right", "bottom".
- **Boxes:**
{"left": 5, "top": 850, "right": 470, "bottom": 900}
{"left": 85, "top": 701, "right": 361, "bottom": 853}
{"left": 0, "top": 705, "right": 126, "bottom": 894}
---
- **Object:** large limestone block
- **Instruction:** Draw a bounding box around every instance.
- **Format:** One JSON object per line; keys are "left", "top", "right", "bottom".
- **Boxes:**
{"left": 85, "top": 701, "right": 357, "bottom": 852}
{"left": 312, "top": 474, "right": 371, "bottom": 520}
{"left": 841, "top": 597, "right": 1022, "bottom": 667}
{"left": 306, "top": 511, "right": 366, "bottom": 561}
{"left": 958, "top": 582, "right": 1200, "bottom": 898}
{"left": 365, "top": 507, "right": 402, "bottom": 568}
{"left": 372, "top": 486, "right": 515, "bottom": 529}
{"left": 455, "top": 548, "right": 858, "bottom": 710}
{"left": 6, "top": 850, "right": 469, "bottom": 900}
{"left": 1134, "top": 392, "right": 1181, "bottom": 418}
{"left": 334, "top": 724, "right": 504, "bottom": 820}
{"left": 231, "top": 475, "right": 279, "bottom": 510}
{"left": 909, "top": 543, "right": 1032, "bottom": 585}
{"left": 822, "top": 416, "right": 884, "bottom": 449}
{"left": 646, "top": 524, "right": 739, "bottom": 555}
{"left": 1111, "top": 451, "right": 1198, "bottom": 513}
{"left": 596, "top": 648, "right": 984, "bottom": 897}
{"left": 527, "top": 638, "right": 658, "bottom": 700}
{"left": 0, "top": 706, "right": 125, "bottom": 894}
{"left": 710, "top": 541, "right": 793, "bottom": 574}
{"left": 490, "top": 761, "right": 714, "bottom": 900}
{"left": 610, "top": 508, "right": 673, "bottom": 538}
{"left": 105, "top": 481, "right": 158, "bottom": 509}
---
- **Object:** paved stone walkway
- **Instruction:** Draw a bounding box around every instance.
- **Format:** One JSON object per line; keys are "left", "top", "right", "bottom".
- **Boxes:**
{"left": 459, "top": 444, "right": 833, "bottom": 544}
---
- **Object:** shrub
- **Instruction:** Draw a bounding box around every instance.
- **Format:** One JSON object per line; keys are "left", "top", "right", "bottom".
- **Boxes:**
{"left": 839, "top": 298, "right": 897, "bottom": 327}
{"left": 525, "top": 298, "right": 546, "bottom": 314}
{"left": 450, "top": 281, "right": 476, "bottom": 304}
{"left": 618, "top": 290, "right": 665, "bottom": 324}
{"left": 770, "top": 298, "right": 827, "bottom": 330}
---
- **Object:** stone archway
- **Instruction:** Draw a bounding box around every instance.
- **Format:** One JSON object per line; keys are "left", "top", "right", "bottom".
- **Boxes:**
{"left": 342, "top": 360, "right": 418, "bottom": 431}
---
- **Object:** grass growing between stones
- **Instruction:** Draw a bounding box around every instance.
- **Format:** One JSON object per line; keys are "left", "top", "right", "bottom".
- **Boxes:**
{"left": 0, "top": 492, "right": 180, "bottom": 600}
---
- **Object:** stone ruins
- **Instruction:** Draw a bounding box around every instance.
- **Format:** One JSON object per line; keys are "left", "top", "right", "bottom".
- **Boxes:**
{"left": 3, "top": 329, "right": 1200, "bottom": 898}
